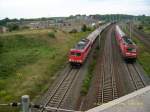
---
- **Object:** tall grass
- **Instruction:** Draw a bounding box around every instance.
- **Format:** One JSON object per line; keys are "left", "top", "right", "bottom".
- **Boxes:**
{"left": 80, "top": 46, "right": 99, "bottom": 96}
{"left": 0, "top": 29, "right": 91, "bottom": 110}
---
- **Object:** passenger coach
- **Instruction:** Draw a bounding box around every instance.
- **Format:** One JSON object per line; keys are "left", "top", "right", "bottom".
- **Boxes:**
{"left": 115, "top": 25, "right": 137, "bottom": 60}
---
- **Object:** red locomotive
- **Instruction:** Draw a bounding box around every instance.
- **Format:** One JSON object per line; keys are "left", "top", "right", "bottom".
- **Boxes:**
{"left": 69, "top": 23, "right": 111, "bottom": 66}
{"left": 69, "top": 39, "right": 91, "bottom": 65}
{"left": 115, "top": 25, "right": 137, "bottom": 60}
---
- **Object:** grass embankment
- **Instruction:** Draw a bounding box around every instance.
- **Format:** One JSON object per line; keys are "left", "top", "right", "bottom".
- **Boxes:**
{"left": 0, "top": 28, "right": 91, "bottom": 104}
{"left": 80, "top": 47, "right": 99, "bottom": 96}
{"left": 138, "top": 23, "right": 150, "bottom": 35}
{"left": 143, "top": 26, "right": 150, "bottom": 34}
{"left": 123, "top": 25, "right": 150, "bottom": 75}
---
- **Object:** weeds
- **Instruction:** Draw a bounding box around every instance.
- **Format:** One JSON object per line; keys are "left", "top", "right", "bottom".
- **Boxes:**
{"left": 0, "top": 29, "right": 91, "bottom": 106}
{"left": 81, "top": 46, "right": 98, "bottom": 96}
{"left": 48, "top": 32, "right": 55, "bottom": 38}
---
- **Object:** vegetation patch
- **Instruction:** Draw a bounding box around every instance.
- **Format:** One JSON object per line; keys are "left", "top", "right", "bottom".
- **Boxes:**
{"left": 133, "top": 38, "right": 150, "bottom": 75}
{"left": 0, "top": 28, "right": 91, "bottom": 107}
{"left": 80, "top": 47, "right": 99, "bottom": 96}
{"left": 48, "top": 32, "right": 56, "bottom": 38}
{"left": 69, "top": 29, "right": 78, "bottom": 33}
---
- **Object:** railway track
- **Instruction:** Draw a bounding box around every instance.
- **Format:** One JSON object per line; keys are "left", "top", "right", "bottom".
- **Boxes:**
{"left": 97, "top": 57, "right": 118, "bottom": 104}
{"left": 97, "top": 26, "right": 119, "bottom": 104}
{"left": 39, "top": 67, "right": 80, "bottom": 112}
{"left": 79, "top": 24, "right": 148, "bottom": 111}
{"left": 126, "top": 63, "right": 146, "bottom": 90}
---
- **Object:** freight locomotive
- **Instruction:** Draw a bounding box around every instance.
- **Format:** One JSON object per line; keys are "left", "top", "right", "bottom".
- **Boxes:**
{"left": 69, "top": 23, "right": 110, "bottom": 66}
{"left": 115, "top": 25, "right": 137, "bottom": 60}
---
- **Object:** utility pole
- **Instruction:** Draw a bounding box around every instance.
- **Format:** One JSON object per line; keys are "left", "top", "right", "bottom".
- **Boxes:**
{"left": 130, "top": 22, "right": 132, "bottom": 38}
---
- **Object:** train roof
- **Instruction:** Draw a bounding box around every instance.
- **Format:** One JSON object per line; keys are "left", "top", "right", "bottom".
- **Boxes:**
{"left": 73, "top": 39, "right": 90, "bottom": 50}
{"left": 116, "top": 25, "right": 125, "bottom": 37}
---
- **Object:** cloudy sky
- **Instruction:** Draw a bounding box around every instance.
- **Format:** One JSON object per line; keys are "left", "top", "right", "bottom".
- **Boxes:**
{"left": 0, "top": 0, "right": 150, "bottom": 19}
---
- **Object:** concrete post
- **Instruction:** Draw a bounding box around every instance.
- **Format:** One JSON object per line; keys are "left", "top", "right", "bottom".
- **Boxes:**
{"left": 21, "top": 95, "right": 31, "bottom": 112}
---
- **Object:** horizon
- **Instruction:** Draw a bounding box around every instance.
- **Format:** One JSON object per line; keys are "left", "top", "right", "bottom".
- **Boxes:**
{"left": 0, "top": 0, "right": 150, "bottom": 19}
{"left": 0, "top": 14, "right": 149, "bottom": 20}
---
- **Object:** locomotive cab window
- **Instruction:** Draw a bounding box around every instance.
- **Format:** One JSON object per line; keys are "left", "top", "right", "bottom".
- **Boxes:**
{"left": 70, "top": 52, "right": 81, "bottom": 56}
{"left": 76, "top": 53, "right": 81, "bottom": 56}
{"left": 123, "top": 36, "right": 133, "bottom": 45}
{"left": 71, "top": 52, "right": 75, "bottom": 55}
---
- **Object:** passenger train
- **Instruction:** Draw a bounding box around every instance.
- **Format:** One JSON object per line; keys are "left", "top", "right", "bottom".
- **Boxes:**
{"left": 69, "top": 23, "right": 111, "bottom": 66}
{"left": 115, "top": 25, "right": 137, "bottom": 60}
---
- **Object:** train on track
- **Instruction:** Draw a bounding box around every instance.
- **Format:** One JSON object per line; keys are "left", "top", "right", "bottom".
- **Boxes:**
{"left": 69, "top": 23, "right": 111, "bottom": 66}
{"left": 115, "top": 25, "right": 137, "bottom": 61}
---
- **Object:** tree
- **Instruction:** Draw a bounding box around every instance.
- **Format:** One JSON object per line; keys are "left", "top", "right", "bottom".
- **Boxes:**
{"left": 81, "top": 24, "right": 87, "bottom": 32}
{"left": 8, "top": 24, "right": 19, "bottom": 31}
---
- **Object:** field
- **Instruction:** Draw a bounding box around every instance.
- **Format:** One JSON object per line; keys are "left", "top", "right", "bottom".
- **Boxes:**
{"left": 141, "top": 23, "right": 150, "bottom": 35}
{"left": 0, "top": 28, "right": 91, "bottom": 104}
{"left": 143, "top": 26, "right": 150, "bottom": 34}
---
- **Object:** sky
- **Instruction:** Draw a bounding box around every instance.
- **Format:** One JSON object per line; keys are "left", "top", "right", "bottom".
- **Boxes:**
{"left": 0, "top": 0, "right": 150, "bottom": 19}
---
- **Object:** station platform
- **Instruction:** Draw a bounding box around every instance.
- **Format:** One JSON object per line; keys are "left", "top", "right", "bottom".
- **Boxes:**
{"left": 87, "top": 86, "right": 150, "bottom": 112}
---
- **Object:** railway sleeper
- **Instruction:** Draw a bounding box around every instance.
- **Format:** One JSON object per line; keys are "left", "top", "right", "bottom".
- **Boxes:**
{"left": 103, "top": 90, "right": 112, "bottom": 92}
{"left": 103, "top": 86, "right": 112, "bottom": 89}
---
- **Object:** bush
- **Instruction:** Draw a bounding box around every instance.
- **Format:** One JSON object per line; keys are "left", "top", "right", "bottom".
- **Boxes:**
{"left": 81, "top": 24, "right": 87, "bottom": 32}
{"left": 86, "top": 27, "right": 92, "bottom": 31}
{"left": 21, "top": 26, "right": 30, "bottom": 30}
{"left": 48, "top": 32, "right": 55, "bottom": 38}
{"left": 138, "top": 25, "right": 143, "bottom": 30}
{"left": 69, "top": 29, "right": 77, "bottom": 33}
{"left": 7, "top": 24, "right": 19, "bottom": 31}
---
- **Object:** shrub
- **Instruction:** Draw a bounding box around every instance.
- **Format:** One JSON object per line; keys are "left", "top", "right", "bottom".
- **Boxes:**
{"left": 48, "top": 32, "right": 55, "bottom": 38}
{"left": 87, "top": 27, "right": 92, "bottom": 31}
{"left": 138, "top": 25, "right": 143, "bottom": 30}
{"left": 7, "top": 24, "right": 19, "bottom": 31}
{"left": 69, "top": 29, "right": 77, "bottom": 33}
{"left": 21, "top": 26, "right": 30, "bottom": 30}
{"left": 81, "top": 24, "right": 87, "bottom": 32}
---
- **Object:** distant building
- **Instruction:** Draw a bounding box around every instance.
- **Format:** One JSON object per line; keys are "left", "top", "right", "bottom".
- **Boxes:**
{"left": 28, "top": 21, "right": 49, "bottom": 29}
{"left": 0, "top": 26, "right": 8, "bottom": 33}
{"left": 27, "top": 20, "right": 58, "bottom": 29}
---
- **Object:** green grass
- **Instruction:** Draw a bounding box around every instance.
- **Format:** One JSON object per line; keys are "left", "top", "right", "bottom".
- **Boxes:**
{"left": 0, "top": 28, "right": 91, "bottom": 107}
{"left": 48, "top": 32, "right": 56, "bottom": 38}
{"left": 138, "top": 22, "right": 150, "bottom": 35}
{"left": 143, "top": 26, "right": 150, "bottom": 34}
{"left": 132, "top": 38, "right": 150, "bottom": 75}
{"left": 123, "top": 25, "right": 150, "bottom": 76}
{"left": 80, "top": 47, "right": 98, "bottom": 96}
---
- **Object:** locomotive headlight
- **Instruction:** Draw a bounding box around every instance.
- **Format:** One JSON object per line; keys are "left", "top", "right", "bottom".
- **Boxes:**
{"left": 132, "top": 49, "right": 136, "bottom": 52}
{"left": 79, "top": 60, "right": 82, "bottom": 63}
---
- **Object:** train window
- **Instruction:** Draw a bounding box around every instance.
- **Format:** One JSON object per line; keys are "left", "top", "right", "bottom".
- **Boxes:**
{"left": 71, "top": 52, "right": 75, "bottom": 55}
{"left": 71, "top": 52, "right": 81, "bottom": 56}
{"left": 76, "top": 53, "right": 81, "bottom": 56}
{"left": 123, "top": 36, "right": 133, "bottom": 44}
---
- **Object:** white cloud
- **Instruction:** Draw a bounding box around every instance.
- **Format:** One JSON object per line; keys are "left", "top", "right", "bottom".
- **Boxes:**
{"left": 0, "top": 0, "right": 149, "bottom": 19}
